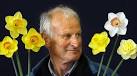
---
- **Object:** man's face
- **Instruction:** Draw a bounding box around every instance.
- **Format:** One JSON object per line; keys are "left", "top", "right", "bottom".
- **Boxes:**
{"left": 49, "top": 12, "right": 82, "bottom": 63}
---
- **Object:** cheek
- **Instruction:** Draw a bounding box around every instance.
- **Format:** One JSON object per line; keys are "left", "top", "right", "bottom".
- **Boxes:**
{"left": 51, "top": 37, "right": 69, "bottom": 54}
{"left": 52, "top": 40, "right": 68, "bottom": 53}
{"left": 57, "top": 39, "right": 69, "bottom": 49}
{"left": 57, "top": 43, "right": 68, "bottom": 53}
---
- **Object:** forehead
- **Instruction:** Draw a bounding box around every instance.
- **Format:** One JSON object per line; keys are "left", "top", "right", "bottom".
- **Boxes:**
{"left": 51, "top": 12, "right": 81, "bottom": 34}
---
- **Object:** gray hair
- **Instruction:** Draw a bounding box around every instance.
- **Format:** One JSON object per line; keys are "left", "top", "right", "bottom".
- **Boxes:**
{"left": 40, "top": 6, "right": 80, "bottom": 37}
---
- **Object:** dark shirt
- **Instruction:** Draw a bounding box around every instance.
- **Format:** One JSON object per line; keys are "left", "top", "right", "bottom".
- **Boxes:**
{"left": 30, "top": 54, "right": 119, "bottom": 76}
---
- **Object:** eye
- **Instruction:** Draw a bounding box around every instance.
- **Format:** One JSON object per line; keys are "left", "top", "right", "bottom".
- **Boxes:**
{"left": 76, "top": 33, "right": 81, "bottom": 38}
{"left": 63, "top": 34, "right": 71, "bottom": 40}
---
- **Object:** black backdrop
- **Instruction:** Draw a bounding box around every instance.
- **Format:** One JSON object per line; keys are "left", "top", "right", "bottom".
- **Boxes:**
{"left": 0, "top": 0, "right": 137, "bottom": 76}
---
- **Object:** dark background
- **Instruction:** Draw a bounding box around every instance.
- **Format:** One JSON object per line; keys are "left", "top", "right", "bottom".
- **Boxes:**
{"left": 0, "top": 0, "right": 137, "bottom": 76}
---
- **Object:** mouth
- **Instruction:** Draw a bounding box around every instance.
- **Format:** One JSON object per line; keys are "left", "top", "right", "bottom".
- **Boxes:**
{"left": 66, "top": 47, "right": 81, "bottom": 52}
{"left": 68, "top": 49, "right": 80, "bottom": 52}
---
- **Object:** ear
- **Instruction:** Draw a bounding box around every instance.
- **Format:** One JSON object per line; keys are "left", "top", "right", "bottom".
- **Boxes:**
{"left": 41, "top": 32, "right": 51, "bottom": 49}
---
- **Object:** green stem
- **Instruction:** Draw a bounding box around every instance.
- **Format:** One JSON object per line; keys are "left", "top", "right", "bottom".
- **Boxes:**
{"left": 103, "top": 34, "right": 119, "bottom": 76}
{"left": 111, "top": 59, "right": 124, "bottom": 76}
{"left": 28, "top": 50, "right": 31, "bottom": 76}
{"left": 11, "top": 57, "right": 18, "bottom": 76}
{"left": 16, "top": 52, "right": 23, "bottom": 76}
{"left": 97, "top": 54, "right": 105, "bottom": 76}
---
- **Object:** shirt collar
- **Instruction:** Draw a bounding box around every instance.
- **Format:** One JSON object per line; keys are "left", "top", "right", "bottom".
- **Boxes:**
{"left": 48, "top": 59, "right": 78, "bottom": 76}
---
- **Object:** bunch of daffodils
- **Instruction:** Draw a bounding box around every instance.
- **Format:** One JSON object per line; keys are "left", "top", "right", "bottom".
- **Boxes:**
{"left": 88, "top": 12, "right": 137, "bottom": 76}
{"left": 0, "top": 11, "right": 45, "bottom": 76}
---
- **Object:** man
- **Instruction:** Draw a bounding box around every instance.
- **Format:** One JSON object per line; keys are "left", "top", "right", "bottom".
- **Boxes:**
{"left": 30, "top": 6, "right": 117, "bottom": 76}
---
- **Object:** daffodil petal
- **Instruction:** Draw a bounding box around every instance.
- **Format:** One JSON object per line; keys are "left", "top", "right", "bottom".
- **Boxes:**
{"left": 0, "top": 44, "right": 8, "bottom": 55}
{"left": 32, "top": 47, "right": 40, "bottom": 52}
{"left": 25, "top": 44, "right": 33, "bottom": 50}
{"left": 3, "top": 36, "right": 13, "bottom": 42}
{"left": 22, "top": 35, "right": 33, "bottom": 49}
{"left": 10, "top": 31, "right": 19, "bottom": 38}
{"left": 104, "top": 21, "right": 114, "bottom": 31}
{"left": 117, "top": 27, "right": 127, "bottom": 35}
{"left": 14, "top": 11, "right": 22, "bottom": 19}
{"left": 27, "top": 28, "right": 39, "bottom": 38}
{"left": 18, "top": 28, "right": 27, "bottom": 35}
{"left": 5, "top": 16, "right": 14, "bottom": 23}
{"left": 22, "top": 19, "right": 28, "bottom": 27}
{"left": 5, "top": 52, "right": 14, "bottom": 58}
{"left": 122, "top": 18, "right": 128, "bottom": 27}
{"left": 28, "top": 28, "right": 38, "bottom": 35}
{"left": 122, "top": 55, "right": 130, "bottom": 60}
{"left": 130, "top": 53, "right": 137, "bottom": 59}
{"left": 108, "top": 13, "right": 117, "bottom": 21}
{"left": 109, "top": 28, "right": 118, "bottom": 37}
{"left": 5, "top": 24, "right": 15, "bottom": 31}
{"left": 21, "top": 35, "right": 26, "bottom": 43}
{"left": 11, "top": 40, "right": 18, "bottom": 52}
{"left": 92, "top": 49, "right": 99, "bottom": 55}
{"left": 117, "top": 49, "right": 121, "bottom": 55}
{"left": 40, "top": 40, "right": 45, "bottom": 47}
{"left": 117, "top": 12, "right": 125, "bottom": 20}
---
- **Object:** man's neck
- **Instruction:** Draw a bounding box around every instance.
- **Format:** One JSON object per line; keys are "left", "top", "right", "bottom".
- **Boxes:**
{"left": 50, "top": 58, "right": 74, "bottom": 76}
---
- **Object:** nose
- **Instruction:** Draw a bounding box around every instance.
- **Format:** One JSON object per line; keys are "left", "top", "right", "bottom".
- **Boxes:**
{"left": 70, "top": 35, "right": 81, "bottom": 48}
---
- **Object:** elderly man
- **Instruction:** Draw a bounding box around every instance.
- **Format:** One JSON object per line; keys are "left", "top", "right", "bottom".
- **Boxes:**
{"left": 30, "top": 6, "right": 116, "bottom": 76}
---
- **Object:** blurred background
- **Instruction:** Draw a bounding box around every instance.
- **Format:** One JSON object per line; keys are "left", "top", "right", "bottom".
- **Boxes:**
{"left": 0, "top": 0, "right": 137, "bottom": 76}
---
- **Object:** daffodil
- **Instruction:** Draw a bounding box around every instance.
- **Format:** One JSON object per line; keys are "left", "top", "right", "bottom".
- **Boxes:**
{"left": 22, "top": 28, "right": 45, "bottom": 52}
{"left": 5, "top": 11, "right": 27, "bottom": 38}
{"left": 117, "top": 39, "right": 137, "bottom": 60}
{"left": 88, "top": 31, "right": 110, "bottom": 55}
{"left": 104, "top": 12, "right": 128, "bottom": 37}
{"left": 0, "top": 36, "right": 18, "bottom": 58}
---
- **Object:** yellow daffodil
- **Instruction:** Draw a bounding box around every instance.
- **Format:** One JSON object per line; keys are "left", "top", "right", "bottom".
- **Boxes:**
{"left": 117, "top": 39, "right": 137, "bottom": 60}
{"left": 5, "top": 11, "right": 27, "bottom": 38}
{"left": 104, "top": 12, "right": 128, "bottom": 37}
{"left": 0, "top": 36, "right": 18, "bottom": 58}
{"left": 88, "top": 31, "right": 110, "bottom": 55}
{"left": 22, "top": 28, "right": 45, "bottom": 52}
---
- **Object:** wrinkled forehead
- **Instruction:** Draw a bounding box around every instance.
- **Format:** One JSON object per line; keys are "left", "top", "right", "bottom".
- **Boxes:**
{"left": 51, "top": 12, "right": 81, "bottom": 35}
